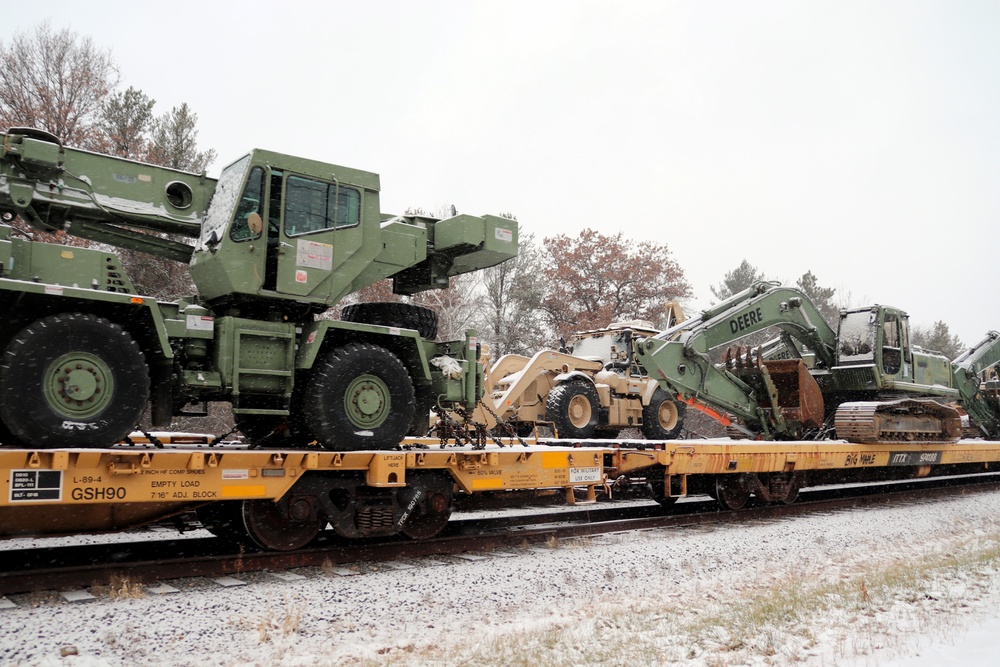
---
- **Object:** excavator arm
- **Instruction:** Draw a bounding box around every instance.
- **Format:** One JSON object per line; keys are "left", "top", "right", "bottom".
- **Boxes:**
{"left": 633, "top": 282, "right": 838, "bottom": 438}
{"left": 952, "top": 331, "right": 1000, "bottom": 438}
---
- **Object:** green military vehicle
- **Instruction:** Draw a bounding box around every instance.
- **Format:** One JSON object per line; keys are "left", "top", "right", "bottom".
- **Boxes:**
{"left": 633, "top": 281, "right": 1000, "bottom": 443}
{"left": 0, "top": 127, "right": 517, "bottom": 450}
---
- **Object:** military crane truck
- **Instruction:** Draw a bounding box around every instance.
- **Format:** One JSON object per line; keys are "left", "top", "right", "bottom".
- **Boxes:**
{"left": 0, "top": 127, "right": 517, "bottom": 450}
{"left": 632, "top": 281, "right": 1000, "bottom": 443}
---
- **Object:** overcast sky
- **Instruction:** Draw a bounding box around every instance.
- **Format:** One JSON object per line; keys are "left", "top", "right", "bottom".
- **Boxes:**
{"left": 4, "top": 1, "right": 999, "bottom": 344}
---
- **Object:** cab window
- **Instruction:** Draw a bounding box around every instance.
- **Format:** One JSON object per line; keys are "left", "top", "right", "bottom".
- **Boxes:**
{"left": 882, "top": 313, "right": 902, "bottom": 374}
{"left": 228, "top": 166, "right": 266, "bottom": 242}
{"left": 284, "top": 175, "right": 360, "bottom": 236}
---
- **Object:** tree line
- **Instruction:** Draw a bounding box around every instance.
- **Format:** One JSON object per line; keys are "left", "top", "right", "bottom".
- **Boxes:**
{"left": 707, "top": 259, "right": 965, "bottom": 359}
{"left": 0, "top": 22, "right": 215, "bottom": 299}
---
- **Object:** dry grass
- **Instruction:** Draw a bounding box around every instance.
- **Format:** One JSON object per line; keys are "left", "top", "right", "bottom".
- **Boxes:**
{"left": 363, "top": 530, "right": 1000, "bottom": 667}
{"left": 231, "top": 597, "right": 304, "bottom": 644}
{"left": 91, "top": 574, "right": 145, "bottom": 600}
{"left": 256, "top": 600, "right": 302, "bottom": 643}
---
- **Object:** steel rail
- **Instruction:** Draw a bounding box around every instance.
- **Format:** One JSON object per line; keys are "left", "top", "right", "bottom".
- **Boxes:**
{"left": 1, "top": 475, "right": 999, "bottom": 596}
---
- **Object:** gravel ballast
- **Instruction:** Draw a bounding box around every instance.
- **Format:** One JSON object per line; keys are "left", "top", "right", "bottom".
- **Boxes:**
{"left": 1, "top": 488, "right": 999, "bottom": 666}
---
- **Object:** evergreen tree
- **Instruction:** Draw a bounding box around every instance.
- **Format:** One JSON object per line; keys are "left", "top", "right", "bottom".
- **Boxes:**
{"left": 795, "top": 271, "right": 838, "bottom": 326}
{"left": 149, "top": 103, "right": 216, "bottom": 173}
{"left": 96, "top": 86, "right": 156, "bottom": 160}
{"left": 711, "top": 259, "right": 767, "bottom": 301}
{"left": 912, "top": 321, "right": 965, "bottom": 359}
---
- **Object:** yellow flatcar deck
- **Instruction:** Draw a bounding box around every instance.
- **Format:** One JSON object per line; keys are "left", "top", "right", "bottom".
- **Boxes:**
{"left": 1, "top": 437, "right": 999, "bottom": 541}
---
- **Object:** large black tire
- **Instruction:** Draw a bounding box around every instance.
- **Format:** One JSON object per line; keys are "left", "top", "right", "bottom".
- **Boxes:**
{"left": 0, "top": 417, "right": 21, "bottom": 447}
{"left": 0, "top": 313, "right": 149, "bottom": 448}
{"left": 546, "top": 381, "right": 600, "bottom": 439}
{"left": 641, "top": 389, "right": 686, "bottom": 440}
{"left": 341, "top": 302, "right": 439, "bottom": 340}
{"left": 302, "top": 343, "right": 415, "bottom": 451}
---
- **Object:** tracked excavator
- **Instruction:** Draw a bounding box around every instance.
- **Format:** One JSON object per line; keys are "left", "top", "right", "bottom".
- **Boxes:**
{"left": 0, "top": 127, "right": 517, "bottom": 449}
{"left": 632, "top": 282, "right": 1000, "bottom": 443}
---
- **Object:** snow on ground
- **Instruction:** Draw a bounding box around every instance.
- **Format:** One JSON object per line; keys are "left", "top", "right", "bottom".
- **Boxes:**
{"left": 2, "top": 490, "right": 1000, "bottom": 666}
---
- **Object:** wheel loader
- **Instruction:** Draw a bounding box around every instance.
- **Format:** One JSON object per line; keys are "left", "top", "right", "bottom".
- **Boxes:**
{"left": 473, "top": 304, "right": 687, "bottom": 440}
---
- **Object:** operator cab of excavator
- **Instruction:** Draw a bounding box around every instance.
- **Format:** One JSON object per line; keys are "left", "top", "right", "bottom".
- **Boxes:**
{"left": 836, "top": 306, "right": 913, "bottom": 380}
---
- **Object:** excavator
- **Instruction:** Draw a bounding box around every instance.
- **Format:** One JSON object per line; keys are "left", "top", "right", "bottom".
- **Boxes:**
{"left": 632, "top": 282, "right": 1000, "bottom": 443}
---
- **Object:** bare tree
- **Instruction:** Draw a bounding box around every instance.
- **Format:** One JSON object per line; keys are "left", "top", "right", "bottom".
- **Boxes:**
{"left": 413, "top": 274, "right": 481, "bottom": 341}
{"left": 0, "top": 22, "right": 119, "bottom": 147}
{"left": 476, "top": 231, "right": 548, "bottom": 355}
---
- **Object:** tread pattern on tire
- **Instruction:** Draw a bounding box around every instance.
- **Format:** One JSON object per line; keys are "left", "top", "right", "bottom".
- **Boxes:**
{"left": 341, "top": 302, "right": 439, "bottom": 340}
{"left": 301, "top": 342, "right": 415, "bottom": 451}
{"left": 0, "top": 312, "right": 149, "bottom": 448}
{"left": 546, "top": 380, "right": 600, "bottom": 439}
{"left": 641, "top": 389, "right": 686, "bottom": 440}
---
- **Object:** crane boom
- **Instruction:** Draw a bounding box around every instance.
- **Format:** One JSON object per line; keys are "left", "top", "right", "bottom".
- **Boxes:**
{"left": 1, "top": 128, "right": 212, "bottom": 261}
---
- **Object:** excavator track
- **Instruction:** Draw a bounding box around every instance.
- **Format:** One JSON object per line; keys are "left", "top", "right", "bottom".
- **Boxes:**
{"left": 834, "top": 399, "right": 963, "bottom": 444}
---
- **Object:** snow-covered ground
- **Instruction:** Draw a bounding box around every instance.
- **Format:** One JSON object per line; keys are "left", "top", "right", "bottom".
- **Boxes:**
{"left": 2, "top": 489, "right": 1000, "bottom": 666}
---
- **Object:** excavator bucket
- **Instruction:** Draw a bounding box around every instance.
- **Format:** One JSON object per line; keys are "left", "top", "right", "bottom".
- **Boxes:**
{"left": 761, "top": 359, "right": 825, "bottom": 429}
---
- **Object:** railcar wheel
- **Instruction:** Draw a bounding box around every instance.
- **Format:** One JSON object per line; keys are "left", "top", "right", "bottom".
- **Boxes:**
{"left": 242, "top": 498, "right": 323, "bottom": 551}
{"left": 398, "top": 473, "right": 454, "bottom": 540}
{"left": 546, "top": 381, "right": 600, "bottom": 439}
{"left": 780, "top": 473, "right": 803, "bottom": 505}
{"left": 641, "top": 390, "right": 686, "bottom": 440}
{"left": 302, "top": 343, "right": 415, "bottom": 451}
{"left": 197, "top": 502, "right": 248, "bottom": 542}
{"left": 714, "top": 474, "right": 752, "bottom": 511}
{"left": 0, "top": 313, "right": 149, "bottom": 448}
{"left": 646, "top": 469, "right": 680, "bottom": 508}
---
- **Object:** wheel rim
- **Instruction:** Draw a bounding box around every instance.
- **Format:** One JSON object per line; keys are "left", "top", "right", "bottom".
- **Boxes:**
{"left": 399, "top": 477, "right": 453, "bottom": 540}
{"left": 400, "top": 492, "right": 452, "bottom": 539}
{"left": 344, "top": 373, "right": 390, "bottom": 429}
{"left": 567, "top": 394, "right": 593, "bottom": 428}
{"left": 715, "top": 475, "right": 751, "bottom": 511}
{"left": 243, "top": 499, "right": 321, "bottom": 551}
{"left": 657, "top": 400, "right": 679, "bottom": 430}
{"left": 44, "top": 351, "right": 115, "bottom": 419}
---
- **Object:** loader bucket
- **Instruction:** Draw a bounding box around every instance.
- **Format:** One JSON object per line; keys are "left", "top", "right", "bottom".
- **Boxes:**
{"left": 761, "top": 359, "right": 824, "bottom": 429}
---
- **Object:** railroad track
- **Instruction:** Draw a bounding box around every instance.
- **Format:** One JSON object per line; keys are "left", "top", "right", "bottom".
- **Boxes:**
{"left": 2, "top": 474, "right": 999, "bottom": 597}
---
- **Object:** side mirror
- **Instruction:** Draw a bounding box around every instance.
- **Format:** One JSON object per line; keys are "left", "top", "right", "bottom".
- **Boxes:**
{"left": 247, "top": 212, "right": 263, "bottom": 237}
